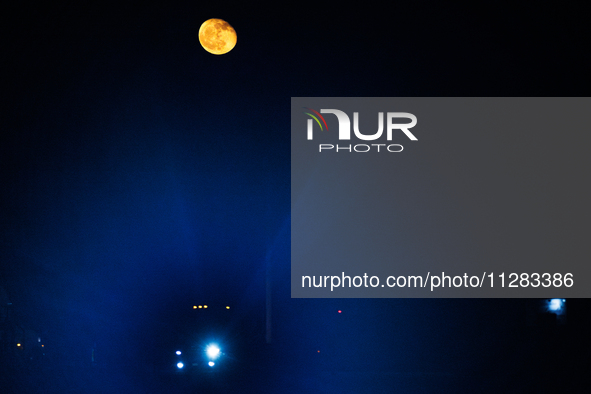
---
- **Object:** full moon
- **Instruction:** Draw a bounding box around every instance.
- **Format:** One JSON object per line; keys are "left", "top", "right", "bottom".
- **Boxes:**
{"left": 198, "top": 18, "right": 237, "bottom": 55}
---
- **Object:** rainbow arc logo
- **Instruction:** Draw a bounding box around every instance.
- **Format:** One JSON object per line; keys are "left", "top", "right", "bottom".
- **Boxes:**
{"left": 303, "top": 108, "right": 328, "bottom": 131}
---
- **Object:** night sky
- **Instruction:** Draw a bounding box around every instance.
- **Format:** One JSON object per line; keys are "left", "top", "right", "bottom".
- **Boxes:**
{"left": 1, "top": 1, "right": 590, "bottom": 393}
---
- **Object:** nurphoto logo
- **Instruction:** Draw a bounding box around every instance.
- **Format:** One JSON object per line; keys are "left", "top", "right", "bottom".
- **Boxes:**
{"left": 303, "top": 108, "right": 418, "bottom": 153}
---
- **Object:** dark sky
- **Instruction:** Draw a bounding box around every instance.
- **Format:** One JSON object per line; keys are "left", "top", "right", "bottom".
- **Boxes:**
{"left": 1, "top": 1, "right": 590, "bottom": 392}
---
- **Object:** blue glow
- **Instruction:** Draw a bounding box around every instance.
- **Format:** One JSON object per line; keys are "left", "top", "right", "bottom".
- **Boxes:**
{"left": 175, "top": 350, "right": 182, "bottom": 355}
{"left": 177, "top": 362, "right": 184, "bottom": 369}
{"left": 548, "top": 299, "right": 564, "bottom": 311}
{"left": 208, "top": 361, "right": 215, "bottom": 367}
{"left": 206, "top": 344, "right": 221, "bottom": 359}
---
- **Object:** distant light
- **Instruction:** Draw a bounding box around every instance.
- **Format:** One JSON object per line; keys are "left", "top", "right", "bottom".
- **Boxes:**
{"left": 42, "top": 345, "right": 44, "bottom": 348}
{"left": 193, "top": 306, "right": 197, "bottom": 309}
{"left": 206, "top": 344, "right": 220, "bottom": 359}
{"left": 338, "top": 310, "right": 342, "bottom": 313}
{"left": 198, "top": 305, "right": 203, "bottom": 309}
{"left": 203, "top": 305, "right": 208, "bottom": 309}
{"left": 176, "top": 350, "right": 182, "bottom": 355}
{"left": 17, "top": 343, "right": 21, "bottom": 347}
{"left": 226, "top": 306, "right": 230, "bottom": 309}
{"left": 208, "top": 361, "right": 215, "bottom": 367}
{"left": 38, "top": 337, "right": 41, "bottom": 342}
{"left": 177, "top": 362, "right": 184, "bottom": 369}
{"left": 548, "top": 299, "right": 564, "bottom": 312}
{"left": 317, "top": 350, "right": 320, "bottom": 353}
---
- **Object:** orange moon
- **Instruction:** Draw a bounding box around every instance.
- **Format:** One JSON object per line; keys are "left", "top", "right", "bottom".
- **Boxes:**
{"left": 198, "top": 19, "right": 237, "bottom": 55}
